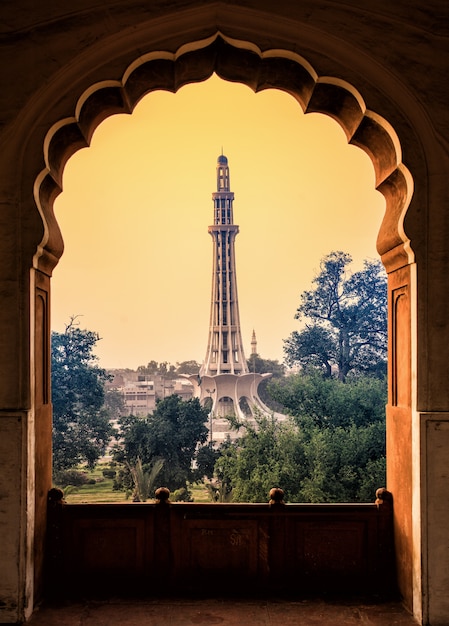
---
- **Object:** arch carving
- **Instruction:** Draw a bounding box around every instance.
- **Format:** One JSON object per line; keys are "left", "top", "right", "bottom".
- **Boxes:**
{"left": 35, "top": 33, "right": 413, "bottom": 276}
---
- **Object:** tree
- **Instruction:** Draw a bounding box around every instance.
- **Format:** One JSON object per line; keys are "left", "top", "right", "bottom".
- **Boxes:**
{"left": 213, "top": 372, "right": 387, "bottom": 503}
{"left": 113, "top": 395, "right": 209, "bottom": 491}
{"left": 284, "top": 326, "right": 336, "bottom": 379}
{"left": 214, "top": 415, "right": 306, "bottom": 503}
{"left": 175, "top": 360, "right": 201, "bottom": 375}
{"left": 128, "top": 457, "right": 164, "bottom": 502}
{"left": 246, "top": 353, "right": 286, "bottom": 411}
{"left": 284, "top": 251, "right": 387, "bottom": 381}
{"left": 289, "top": 416, "right": 386, "bottom": 503}
{"left": 268, "top": 371, "right": 387, "bottom": 429}
{"left": 137, "top": 360, "right": 177, "bottom": 379}
{"left": 104, "top": 388, "right": 126, "bottom": 420}
{"left": 194, "top": 444, "right": 221, "bottom": 481}
{"left": 214, "top": 407, "right": 386, "bottom": 504}
{"left": 51, "top": 317, "right": 115, "bottom": 471}
{"left": 246, "top": 354, "right": 285, "bottom": 377}
{"left": 136, "top": 359, "right": 201, "bottom": 379}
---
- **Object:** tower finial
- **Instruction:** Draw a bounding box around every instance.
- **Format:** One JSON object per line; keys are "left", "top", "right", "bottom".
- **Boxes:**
{"left": 216, "top": 153, "right": 230, "bottom": 191}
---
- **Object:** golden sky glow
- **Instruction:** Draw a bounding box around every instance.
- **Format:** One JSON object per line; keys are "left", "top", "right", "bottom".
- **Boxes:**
{"left": 52, "top": 74, "right": 385, "bottom": 369}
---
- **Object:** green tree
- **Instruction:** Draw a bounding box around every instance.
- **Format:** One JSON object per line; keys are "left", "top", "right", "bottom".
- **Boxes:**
{"left": 114, "top": 395, "right": 209, "bottom": 491}
{"left": 247, "top": 354, "right": 285, "bottom": 377}
{"left": 268, "top": 371, "right": 386, "bottom": 429}
{"left": 246, "top": 354, "right": 285, "bottom": 411}
{"left": 104, "top": 388, "right": 126, "bottom": 419}
{"left": 194, "top": 444, "right": 220, "bottom": 481}
{"left": 214, "top": 413, "right": 385, "bottom": 503}
{"left": 214, "top": 415, "right": 307, "bottom": 503}
{"left": 175, "top": 360, "right": 201, "bottom": 375}
{"left": 51, "top": 318, "right": 115, "bottom": 471}
{"left": 294, "top": 417, "right": 386, "bottom": 502}
{"left": 137, "top": 359, "right": 200, "bottom": 379}
{"left": 284, "top": 251, "right": 387, "bottom": 381}
{"left": 284, "top": 326, "right": 336, "bottom": 378}
{"left": 128, "top": 457, "right": 164, "bottom": 502}
{"left": 137, "top": 360, "right": 177, "bottom": 379}
{"left": 215, "top": 374, "right": 387, "bottom": 503}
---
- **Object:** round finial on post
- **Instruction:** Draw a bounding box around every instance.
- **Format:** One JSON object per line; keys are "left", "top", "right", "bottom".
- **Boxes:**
{"left": 48, "top": 487, "right": 65, "bottom": 505}
{"left": 155, "top": 487, "right": 170, "bottom": 504}
{"left": 269, "top": 487, "right": 285, "bottom": 506}
{"left": 375, "top": 487, "right": 393, "bottom": 507}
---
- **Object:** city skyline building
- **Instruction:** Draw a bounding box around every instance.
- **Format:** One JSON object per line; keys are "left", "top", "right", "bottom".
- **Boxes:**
{"left": 188, "top": 154, "right": 274, "bottom": 440}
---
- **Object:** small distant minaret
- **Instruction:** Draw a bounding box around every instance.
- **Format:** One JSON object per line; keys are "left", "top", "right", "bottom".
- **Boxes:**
{"left": 201, "top": 154, "right": 249, "bottom": 376}
{"left": 251, "top": 329, "right": 257, "bottom": 356}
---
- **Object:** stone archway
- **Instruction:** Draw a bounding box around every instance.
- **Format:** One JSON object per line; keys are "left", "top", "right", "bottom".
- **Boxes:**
{"left": 33, "top": 30, "right": 415, "bottom": 611}
{"left": 6, "top": 5, "right": 444, "bottom": 622}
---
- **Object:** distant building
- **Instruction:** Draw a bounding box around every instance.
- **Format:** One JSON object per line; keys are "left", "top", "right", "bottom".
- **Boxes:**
{"left": 106, "top": 370, "right": 193, "bottom": 416}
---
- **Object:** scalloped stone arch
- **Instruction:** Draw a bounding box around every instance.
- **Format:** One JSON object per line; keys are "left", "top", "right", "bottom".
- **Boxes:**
{"left": 35, "top": 33, "right": 413, "bottom": 275}
{"left": 30, "top": 35, "right": 417, "bottom": 613}
{"left": 2, "top": 17, "right": 430, "bottom": 623}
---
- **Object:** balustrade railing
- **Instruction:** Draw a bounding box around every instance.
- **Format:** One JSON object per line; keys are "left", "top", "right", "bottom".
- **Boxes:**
{"left": 46, "top": 487, "right": 395, "bottom": 598}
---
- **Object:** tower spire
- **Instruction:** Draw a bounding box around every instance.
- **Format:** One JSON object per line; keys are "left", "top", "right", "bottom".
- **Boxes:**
{"left": 201, "top": 154, "right": 248, "bottom": 376}
{"left": 186, "top": 154, "right": 279, "bottom": 439}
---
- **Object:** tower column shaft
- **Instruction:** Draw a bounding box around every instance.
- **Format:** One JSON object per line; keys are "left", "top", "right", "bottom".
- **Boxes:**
{"left": 192, "top": 155, "right": 277, "bottom": 432}
{"left": 201, "top": 156, "right": 248, "bottom": 377}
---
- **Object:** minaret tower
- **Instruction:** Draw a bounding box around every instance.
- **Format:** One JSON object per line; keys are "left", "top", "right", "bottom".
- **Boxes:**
{"left": 186, "top": 154, "right": 276, "bottom": 440}
{"left": 251, "top": 330, "right": 258, "bottom": 356}
{"left": 201, "top": 154, "right": 249, "bottom": 376}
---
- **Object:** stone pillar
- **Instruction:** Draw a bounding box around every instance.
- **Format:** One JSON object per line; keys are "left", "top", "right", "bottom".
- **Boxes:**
{"left": 33, "top": 270, "right": 52, "bottom": 604}
{"left": 0, "top": 141, "right": 53, "bottom": 621}
{"left": 415, "top": 173, "right": 449, "bottom": 625}
{"left": 386, "top": 263, "right": 416, "bottom": 615}
{"left": 0, "top": 203, "right": 35, "bottom": 622}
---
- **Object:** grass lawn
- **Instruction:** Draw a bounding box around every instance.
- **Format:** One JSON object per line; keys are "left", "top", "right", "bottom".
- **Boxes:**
{"left": 189, "top": 483, "right": 211, "bottom": 503}
{"left": 59, "top": 463, "right": 129, "bottom": 504}
{"left": 59, "top": 464, "right": 213, "bottom": 504}
{"left": 64, "top": 479, "right": 129, "bottom": 503}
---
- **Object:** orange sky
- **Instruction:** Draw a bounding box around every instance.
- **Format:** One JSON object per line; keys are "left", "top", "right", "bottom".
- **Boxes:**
{"left": 52, "top": 74, "right": 385, "bottom": 369}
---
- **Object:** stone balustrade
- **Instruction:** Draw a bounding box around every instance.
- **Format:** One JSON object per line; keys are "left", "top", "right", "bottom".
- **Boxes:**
{"left": 47, "top": 487, "right": 395, "bottom": 599}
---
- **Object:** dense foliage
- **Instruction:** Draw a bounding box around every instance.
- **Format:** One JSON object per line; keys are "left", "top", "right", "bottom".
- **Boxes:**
{"left": 246, "top": 353, "right": 286, "bottom": 411}
{"left": 113, "top": 394, "right": 209, "bottom": 492}
{"left": 284, "top": 251, "right": 387, "bottom": 381}
{"left": 136, "top": 359, "right": 200, "bottom": 379}
{"left": 268, "top": 371, "right": 386, "bottom": 428}
{"left": 104, "top": 388, "right": 126, "bottom": 420}
{"left": 213, "top": 373, "right": 387, "bottom": 503}
{"left": 51, "top": 318, "right": 115, "bottom": 471}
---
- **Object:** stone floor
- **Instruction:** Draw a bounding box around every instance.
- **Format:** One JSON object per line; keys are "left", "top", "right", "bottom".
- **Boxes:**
{"left": 28, "top": 597, "right": 418, "bottom": 625}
